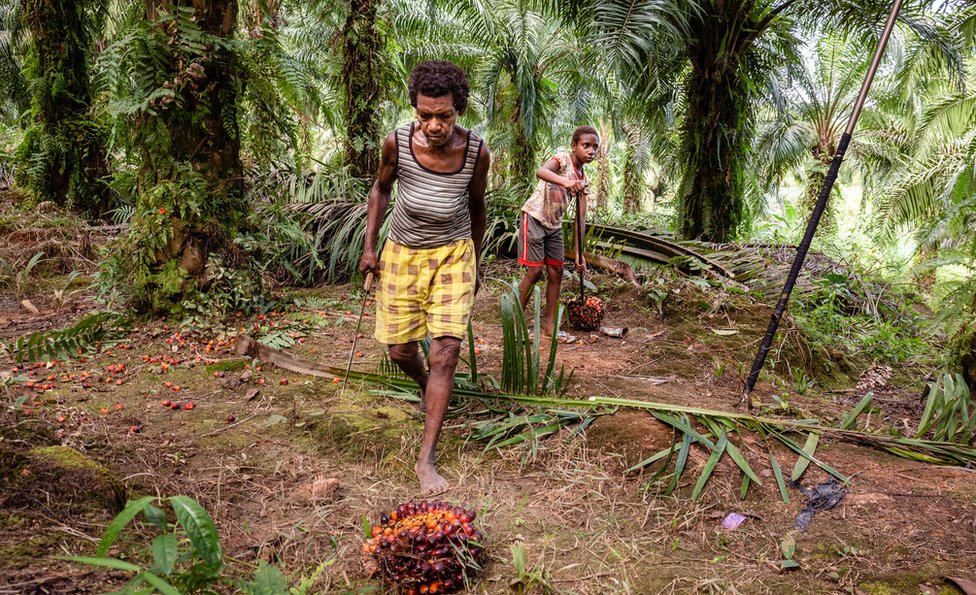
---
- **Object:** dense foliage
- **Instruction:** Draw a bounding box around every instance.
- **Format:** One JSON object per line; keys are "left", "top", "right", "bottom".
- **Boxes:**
{"left": 0, "top": 0, "right": 973, "bottom": 373}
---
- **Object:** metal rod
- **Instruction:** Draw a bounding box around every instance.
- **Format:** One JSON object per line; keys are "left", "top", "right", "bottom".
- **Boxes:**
{"left": 742, "top": 0, "right": 905, "bottom": 403}
{"left": 576, "top": 190, "right": 585, "bottom": 301}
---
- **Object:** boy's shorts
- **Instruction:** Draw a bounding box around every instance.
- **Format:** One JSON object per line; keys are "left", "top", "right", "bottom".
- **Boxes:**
{"left": 517, "top": 212, "right": 564, "bottom": 267}
{"left": 374, "top": 239, "right": 476, "bottom": 345}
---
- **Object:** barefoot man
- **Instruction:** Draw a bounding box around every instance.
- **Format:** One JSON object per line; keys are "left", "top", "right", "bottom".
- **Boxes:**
{"left": 358, "top": 60, "right": 489, "bottom": 496}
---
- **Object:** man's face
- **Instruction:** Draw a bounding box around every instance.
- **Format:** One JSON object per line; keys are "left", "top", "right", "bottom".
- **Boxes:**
{"left": 572, "top": 133, "right": 600, "bottom": 165}
{"left": 415, "top": 93, "right": 457, "bottom": 148}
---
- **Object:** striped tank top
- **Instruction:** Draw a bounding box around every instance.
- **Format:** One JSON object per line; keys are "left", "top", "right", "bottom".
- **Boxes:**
{"left": 388, "top": 122, "right": 483, "bottom": 249}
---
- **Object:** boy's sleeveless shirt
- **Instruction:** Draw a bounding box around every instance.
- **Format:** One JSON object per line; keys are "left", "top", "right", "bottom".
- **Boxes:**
{"left": 388, "top": 122, "right": 483, "bottom": 249}
{"left": 521, "top": 152, "right": 586, "bottom": 230}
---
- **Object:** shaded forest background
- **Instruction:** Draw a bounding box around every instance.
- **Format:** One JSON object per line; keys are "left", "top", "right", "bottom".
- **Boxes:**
{"left": 0, "top": 0, "right": 974, "bottom": 375}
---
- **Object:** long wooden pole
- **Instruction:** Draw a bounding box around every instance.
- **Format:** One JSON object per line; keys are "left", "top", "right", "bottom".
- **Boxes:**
{"left": 742, "top": 0, "right": 905, "bottom": 405}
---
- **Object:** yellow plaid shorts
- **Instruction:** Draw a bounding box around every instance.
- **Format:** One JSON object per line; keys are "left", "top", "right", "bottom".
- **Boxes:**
{"left": 374, "top": 239, "right": 476, "bottom": 345}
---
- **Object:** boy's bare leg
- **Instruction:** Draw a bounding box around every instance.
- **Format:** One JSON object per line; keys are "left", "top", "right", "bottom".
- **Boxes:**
{"left": 543, "top": 263, "right": 563, "bottom": 334}
{"left": 414, "top": 336, "right": 459, "bottom": 496}
{"left": 518, "top": 266, "right": 544, "bottom": 311}
{"left": 388, "top": 342, "right": 428, "bottom": 412}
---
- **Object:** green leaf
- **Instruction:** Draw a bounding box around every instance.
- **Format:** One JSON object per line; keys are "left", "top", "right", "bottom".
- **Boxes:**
{"left": 739, "top": 474, "right": 750, "bottom": 499}
{"left": 770, "top": 452, "right": 790, "bottom": 504}
{"left": 725, "top": 440, "right": 761, "bottom": 485}
{"left": 663, "top": 430, "right": 693, "bottom": 497}
{"left": 624, "top": 444, "right": 678, "bottom": 473}
{"left": 780, "top": 559, "right": 800, "bottom": 570}
{"left": 151, "top": 534, "right": 177, "bottom": 576}
{"left": 143, "top": 504, "right": 168, "bottom": 532}
{"left": 692, "top": 431, "right": 728, "bottom": 501}
{"left": 362, "top": 514, "right": 372, "bottom": 540}
{"left": 780, "top": 530, "right": 797, "bottom": 559}
{"left": 169, "top": 496, "right": 222, "bottom": 570}
{"left": 140, "top": 572, "right": 182, "bottom": 595}
{"left": 790, "top": 432, "right": 820, "bottom": 482}
{"left": 775, "top": 431, "right": 848, "bottom": 483}
{"left": 97, "top": 496, "right": 158, "bottom": 556}
{"left": 840, "top": 392, "right": 874, "bottom": 430}
{"left": 58, "top": 556, "right": 142, "bottom": 572}
{"left": 241, "top": 561, "right": 289, "bottom": 594}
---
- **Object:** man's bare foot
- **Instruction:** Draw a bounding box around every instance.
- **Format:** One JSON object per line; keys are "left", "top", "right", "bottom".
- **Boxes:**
{"left": 415, "top": 461, "right": 449, "bottom": 496}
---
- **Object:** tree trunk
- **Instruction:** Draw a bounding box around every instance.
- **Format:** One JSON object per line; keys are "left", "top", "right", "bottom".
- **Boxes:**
{"left": 125, "top": 0, "right": 247, "bottom": 313}
{"left": 342, "top": 0, "right": 383, "bottom": 179}
{"left": 677, "top": 1, "right": 761, "bottom": 242}
{"left": 590, "top": 122, "right": 612, "bottom": 216}
{"left": 621, "top": 125, "right": 645, "bottom": 216}
{"left": 678, "top": 58, "right": 748, "bottom": 241}
{"left": 802, "top": 152, "right": 837, "bottom": 236}
{"left": 17, "top": 0, "right": 110, "bottom": 218}
{"left": 509, "top": 98, "right": 535, "bottom": 194}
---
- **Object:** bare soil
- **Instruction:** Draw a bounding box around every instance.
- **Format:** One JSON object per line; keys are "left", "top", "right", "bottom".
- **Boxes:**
{"left": 1, "top": 246, "right": 975, "bottom": 594}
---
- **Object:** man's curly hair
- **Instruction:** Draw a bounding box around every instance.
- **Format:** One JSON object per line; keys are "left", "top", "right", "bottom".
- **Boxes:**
{"left": 408, "top": 61, "right": 470, "bottom": 114}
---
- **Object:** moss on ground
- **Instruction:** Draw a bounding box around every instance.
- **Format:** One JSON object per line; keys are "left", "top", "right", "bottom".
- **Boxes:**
{"left": 24, "top": 446, "right": 127, "bottom": 513}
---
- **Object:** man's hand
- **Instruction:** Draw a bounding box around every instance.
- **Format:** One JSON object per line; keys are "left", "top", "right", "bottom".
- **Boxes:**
{"left": 359, "top": 250, "right": 379, "bottom": 278}
{"left": 561, "top": 177, "right": 586, "bottom": 194}
{"left": 576, "top": 255, "right": 587, "bottom": 272}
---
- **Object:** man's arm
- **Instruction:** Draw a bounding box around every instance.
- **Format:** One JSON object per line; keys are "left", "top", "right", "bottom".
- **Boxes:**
{"left": 468, "top": 142, "right": 490, "bottom": 291}
{"left": 359, "top": 133, "right": 398, "bottom": 275}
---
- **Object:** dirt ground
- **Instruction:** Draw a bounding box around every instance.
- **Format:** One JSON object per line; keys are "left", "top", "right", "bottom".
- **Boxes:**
{"left": 2, "top": 254, "right": 976, "bottom": 594}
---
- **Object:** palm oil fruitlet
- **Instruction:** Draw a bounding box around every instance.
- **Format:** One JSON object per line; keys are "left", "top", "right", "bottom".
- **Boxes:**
{"left": 363, "top": 500, "right": 484, "bottom": 594}
{"left": 566, "top": 295, "right": 605, "bottom": 331}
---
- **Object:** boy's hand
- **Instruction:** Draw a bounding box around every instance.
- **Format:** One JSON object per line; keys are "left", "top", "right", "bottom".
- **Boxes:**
{"left": 358, "top": 251, "right": 379, "bottom": 279}
{"left": 562, "top": 177, "right": 586, "bottom": 194}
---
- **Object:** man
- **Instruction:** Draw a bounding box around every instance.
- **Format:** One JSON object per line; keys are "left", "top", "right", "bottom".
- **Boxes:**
{"left": 359, "top": 60, "right": 489, "bottom": 496}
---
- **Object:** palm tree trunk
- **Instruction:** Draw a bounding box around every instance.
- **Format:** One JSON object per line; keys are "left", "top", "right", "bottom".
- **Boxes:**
{"left": 127, "top": 0, "right": 246, "bottom": 313}
{"left": 590, "top": 122, "right": 612, "bottom": 216}
{"left": 621, "top": 125, "right": 644, "bottom": 216}
{"left": 510, "top": 99, "right": 535, "bottom": 193}
{"left": 802, "top": 152, "right": 837, "bottom": 236}
{"left": 17, "top": 0, "right": 110, "bottom": 218}
{"left": 342, "top": 0, "right": 383, "bottom": 179}
{"left": 678, "top": 56, "right": 748, "bottom": 241}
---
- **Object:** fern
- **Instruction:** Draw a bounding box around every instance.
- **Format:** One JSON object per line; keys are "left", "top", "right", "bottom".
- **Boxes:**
{"left": 5, "top": 311, "right": 125, "bottom": 363}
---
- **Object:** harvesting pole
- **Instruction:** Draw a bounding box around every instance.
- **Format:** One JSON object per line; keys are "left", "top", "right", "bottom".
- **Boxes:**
{"left": 742, "top": 0, "right": 905, "bottom": 405}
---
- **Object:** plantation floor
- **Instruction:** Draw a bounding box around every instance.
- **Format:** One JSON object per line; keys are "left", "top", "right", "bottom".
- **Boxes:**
{"left": 2, "top": 262, "right": 975, "bottom": 594}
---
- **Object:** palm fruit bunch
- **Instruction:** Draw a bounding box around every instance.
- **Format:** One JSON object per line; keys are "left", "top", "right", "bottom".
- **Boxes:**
{"left": 566, "top": 295, "right": 605, "bottom": 331}
{"left": 362, "top": 500, "right": 484, "bottom": 594}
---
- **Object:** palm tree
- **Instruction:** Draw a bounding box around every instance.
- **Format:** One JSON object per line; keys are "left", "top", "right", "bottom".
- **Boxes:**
{"left": 576, "top": 0, "right": 958, "bottom": 242}
{"left": 877, "top": 3, "right": 976, "bottom": 383}
{"left": 341, "top": 0, "right": 387, "bottom": 178}
{"left": 100, "top": 0, "right": 248, "bottom": 313}
{"left": 755, "top": 34, "right": 872, "bottom": 234}
{"left": 0, "top": 1, "right": 28, "bottom": 125}
{"left": 14, "top": 0, "right": 111, "bottom": 217}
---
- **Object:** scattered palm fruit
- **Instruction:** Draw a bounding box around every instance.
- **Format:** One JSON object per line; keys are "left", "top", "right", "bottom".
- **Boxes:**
{"left": 183, "top": 402, "right": 194, "bottom": 410}
{"left": 363, "top": 500, "right": 484, "bottom": 594}
{"left": 162, "top": 399, "right": 171, "bottom": 407}
{"left": 279, "top": 379, "right": 288, "bottom": 385}
{"left": 566, "top": 295, "right": 605, "bottom": 331}
{"left": 332, "top": 377, "right": 342, "bottom": 384}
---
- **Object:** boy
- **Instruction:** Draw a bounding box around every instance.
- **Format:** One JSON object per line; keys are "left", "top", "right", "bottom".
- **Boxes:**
{"left": 517, "top": 126, "right": 599, "bottom": 341}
